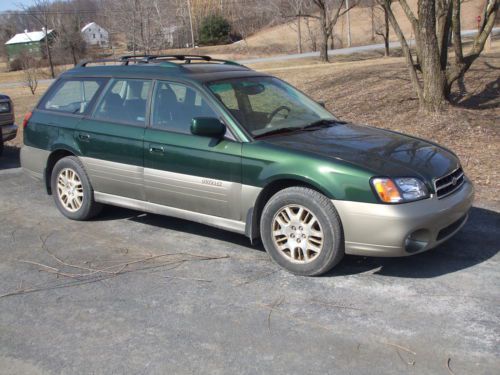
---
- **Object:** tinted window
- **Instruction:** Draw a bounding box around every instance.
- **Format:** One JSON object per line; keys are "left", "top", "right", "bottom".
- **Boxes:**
{"left": 94, "top": 79, "right": 152, "bottom": 126}
{"left": 151, "top": 81, "right": 218, "bottom": 134}
{"left": 40, "top": 78, "right": 106, "bottom": 114}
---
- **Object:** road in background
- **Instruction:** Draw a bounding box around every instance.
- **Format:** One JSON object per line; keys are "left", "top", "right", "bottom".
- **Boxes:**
{"left": 0, "top": 28, "right": 498, "bottom": 89}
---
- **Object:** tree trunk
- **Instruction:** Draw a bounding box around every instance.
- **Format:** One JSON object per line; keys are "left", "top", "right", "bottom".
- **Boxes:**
{"left": 44, "top": 30, "right": 54, "bottom": 78}
{"left": 418, "top": 0, "right": 446, "bottom": 112}
{"left": 71, "top": 45, "right": 77, "bottom": 66}
{"left": 318, "top": 8, "right": 329, "bottom": 62}
{"left": 319, "top": 31, "right": 329, "bottom": 62}
{"left": 384, "top": 7, "right": 390, "bottom": 56}
{"left": 297, "top": 14, "right": 302, "bottom": 54}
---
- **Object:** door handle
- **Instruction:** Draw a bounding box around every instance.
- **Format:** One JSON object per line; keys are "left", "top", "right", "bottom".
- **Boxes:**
{"left": 78, "top": 133, "right": 91, "bottom": 142}
{"left": 149, "top": 146, "right": 164, "bottom": 154}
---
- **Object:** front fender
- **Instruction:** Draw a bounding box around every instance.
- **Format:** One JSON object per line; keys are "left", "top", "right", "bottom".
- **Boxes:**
{"left": 242, "top": 142, "right": 376, "bottom": 203}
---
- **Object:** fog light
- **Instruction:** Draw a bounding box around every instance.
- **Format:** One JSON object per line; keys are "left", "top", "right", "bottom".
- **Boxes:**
{"left": 404, "top": 229, "right": 430, "bottom": 253}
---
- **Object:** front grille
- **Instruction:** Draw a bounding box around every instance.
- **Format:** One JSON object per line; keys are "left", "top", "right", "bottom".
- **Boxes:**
{"left": 434, "top": 167, "right": 465, "bottom": 199}
{"left": 437, "top": 215, "right": 467, "bottom": 241}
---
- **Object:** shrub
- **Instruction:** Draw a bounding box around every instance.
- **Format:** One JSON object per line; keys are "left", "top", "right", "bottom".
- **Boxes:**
{"left": 199, "top": 14, "right": 231, "bottom": 46}
{"left": 9, "top": 58, "right": 23, "bottom": 71}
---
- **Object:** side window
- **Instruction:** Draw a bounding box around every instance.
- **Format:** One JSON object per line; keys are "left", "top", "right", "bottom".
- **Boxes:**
{"left": 152, "top": 81, "right": 218, "bottom": 134}
{"left": 93, "top": 79, "right": 152, "bottom": 126}
{"left": 40, "top": 78, "right": 106, "bottom": 114}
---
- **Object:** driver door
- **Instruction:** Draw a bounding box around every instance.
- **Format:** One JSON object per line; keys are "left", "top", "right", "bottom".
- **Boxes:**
{"left": 143, "top": 80, "right": 242, "bottom": 220}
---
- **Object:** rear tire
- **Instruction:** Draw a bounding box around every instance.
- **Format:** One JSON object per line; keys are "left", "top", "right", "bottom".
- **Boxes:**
{"left": 260, "top": 187, "right": 344, "bottom": 276}
{"left": 51, "top": 156, "right": 102, "bottom": 220}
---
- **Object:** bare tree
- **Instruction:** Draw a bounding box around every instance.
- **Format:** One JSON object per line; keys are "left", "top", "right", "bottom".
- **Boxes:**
{"left": 21, "top": 53, "right": 40, "bottom": 95}
{"left": 303, "top": 0, "right": 357, "bottom": 62}
{"left": 304, "top": 16, "right": 318, "bottom": 51}
{"left": 273, "top": 0, "right": 309, "bottom": 53}
{"left": 22, "top": 0, "right": 55, "bottom": 78}
{"left": 374, "top": 0, "right": 391, "bottom": 56}
{"left": 383, "top": 0, "right": 498, "bottom": 112}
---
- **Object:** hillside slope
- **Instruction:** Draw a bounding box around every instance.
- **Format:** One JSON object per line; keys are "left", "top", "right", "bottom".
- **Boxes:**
{"left": 162, "top": 0, "right": 486, "bottom": 59}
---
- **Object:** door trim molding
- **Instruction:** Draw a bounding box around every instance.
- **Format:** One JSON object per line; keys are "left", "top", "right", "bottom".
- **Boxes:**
{"left": 94, "top": 191, "right": 247, "bottom": 234}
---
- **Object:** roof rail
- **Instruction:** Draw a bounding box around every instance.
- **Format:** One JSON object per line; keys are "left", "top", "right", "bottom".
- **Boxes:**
{"left": 77, "top": 54, "right": 246, "bottom": 68}
{"left": 77, "top": 57, "right": 143, "bottom": 67}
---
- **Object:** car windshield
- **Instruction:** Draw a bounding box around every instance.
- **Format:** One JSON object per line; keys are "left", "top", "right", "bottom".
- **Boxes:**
{"left": 207, "top": 77, "right": 337, "bottom": 138}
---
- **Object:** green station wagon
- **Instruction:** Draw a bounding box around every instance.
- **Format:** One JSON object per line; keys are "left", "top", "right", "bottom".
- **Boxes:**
{"left": 21, "top": 55, "right": 474, "bottom": 276}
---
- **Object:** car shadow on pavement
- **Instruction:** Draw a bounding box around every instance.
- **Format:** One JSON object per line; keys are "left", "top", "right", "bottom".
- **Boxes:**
{"left": 99, "top": 205, "right": 499, "bottom": 279}
{"left": 0, "top": 145, "right": 20, "bottom": 170}
{"left": 114, "top": 209, "right": 261, "bottom": 249}
{"left": 328, "top": 206, "right": 500, "bottom": 278}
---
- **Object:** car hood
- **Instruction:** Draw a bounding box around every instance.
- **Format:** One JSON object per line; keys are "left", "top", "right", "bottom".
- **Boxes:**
{"left": 261, "top": 123, "right": 459, "bottom": 182}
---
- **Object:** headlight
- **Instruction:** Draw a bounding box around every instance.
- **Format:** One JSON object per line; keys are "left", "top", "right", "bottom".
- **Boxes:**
{"left": 371, "top": 177, "right": 428, "bottom": 203}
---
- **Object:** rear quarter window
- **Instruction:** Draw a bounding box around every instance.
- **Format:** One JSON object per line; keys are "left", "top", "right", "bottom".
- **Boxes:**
{"left": 39, "top": 78, "right": 107, "bottom": 114}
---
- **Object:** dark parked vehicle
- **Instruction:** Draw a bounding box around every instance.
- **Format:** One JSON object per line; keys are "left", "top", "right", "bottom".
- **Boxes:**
{"left": 0, "top": 94, "right": 17, "bottom": 155}
{"left": 21, "top": 55, "right": 473, "bottom": 276}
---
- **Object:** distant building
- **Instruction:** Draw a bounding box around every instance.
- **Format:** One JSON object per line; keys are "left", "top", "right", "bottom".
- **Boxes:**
{"left": 4, "top": 28, "right": 55, "bottom": 61}
{"left": 81, "top": 22, "right": 109, "bottom": 47}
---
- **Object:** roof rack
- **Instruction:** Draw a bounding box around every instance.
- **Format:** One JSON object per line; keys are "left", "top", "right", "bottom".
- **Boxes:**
{"left": 77, "top": 54, "right": 245, "bottom": 68}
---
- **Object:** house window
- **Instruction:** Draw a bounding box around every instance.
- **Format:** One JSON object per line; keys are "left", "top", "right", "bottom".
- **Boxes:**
{"left": 93, "top": 34, "right": 95, "bottom": 39}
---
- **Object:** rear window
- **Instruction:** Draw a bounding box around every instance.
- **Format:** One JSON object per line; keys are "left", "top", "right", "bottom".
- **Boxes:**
{"left": 39, "top": 78, "right": 107, "bottom": 114}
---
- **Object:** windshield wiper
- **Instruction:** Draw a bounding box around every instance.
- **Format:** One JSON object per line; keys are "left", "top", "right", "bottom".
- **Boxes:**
{"left": 253, "top": 126, "right": 301, "bottom": 139}
{"left": 253, "top": 119, "right": 344, "bottom": 139}
{"left": 301, "top": 119, "right": 343, "bottom": 131}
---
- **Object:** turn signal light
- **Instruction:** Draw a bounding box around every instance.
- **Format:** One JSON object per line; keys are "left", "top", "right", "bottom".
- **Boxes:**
{"left": 22, "top": 111, "right": 32, "bottom": 128}
{"left": 371, "top": 178, "right": 403, "bottom": 203}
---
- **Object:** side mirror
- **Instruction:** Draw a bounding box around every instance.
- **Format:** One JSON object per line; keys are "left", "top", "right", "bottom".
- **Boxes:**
{"left": 317, "top": 101, "right": 326, "bottom": 108}
{"left": 190, "top": 117, "right": 226, "bottom": 138}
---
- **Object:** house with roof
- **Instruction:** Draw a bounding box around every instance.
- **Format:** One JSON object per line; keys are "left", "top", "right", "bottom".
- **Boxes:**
{"left": 81, "top": 22, "right": 109, "bottom": 47}
{"left": 5, "top": 28, "right": 55, "bottom": 62}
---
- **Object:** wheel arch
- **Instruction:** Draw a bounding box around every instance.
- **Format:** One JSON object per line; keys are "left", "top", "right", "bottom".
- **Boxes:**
{"left": 45, "top": 148, "right": 78, "bottom": 194}
{"left": 245, "top": 177, "right": 334, "bottom": 242}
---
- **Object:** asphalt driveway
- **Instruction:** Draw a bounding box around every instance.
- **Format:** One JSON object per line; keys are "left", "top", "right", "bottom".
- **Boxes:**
{"left": 0, "top": 151, "right": 499, "bottom": 374}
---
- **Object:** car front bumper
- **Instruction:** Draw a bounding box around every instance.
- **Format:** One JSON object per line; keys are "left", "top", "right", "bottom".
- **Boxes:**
{"left": 1, "top": 124, "right": 18, "bottom": 143}
{"left": 333, "top": 179, "right": 474, "bottom": 257}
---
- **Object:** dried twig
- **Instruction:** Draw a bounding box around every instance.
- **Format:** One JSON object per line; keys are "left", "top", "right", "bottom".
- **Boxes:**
{"left": 446, "top": 357, "right": 455, "bottom": 375}
{"left": 396, "top": 348, "right": 416, "bottom": 366}
{"left": 234, "top": 270, "right": 278, "bottom": 286}
{"left": 384, "top": 341, "right": 416, "bottom": 355}
{"left": 256, "top": 301, "right": 334, "bottom": 332}
{"left": 162, "top": 275, "right": 212, "bottom": 282}
{"left": 1, "top": 252, "right": 228, "bottom": 299}
{"left": 310, "top": 299, "right": 363, "bottom": 311}
{"left": 267, "top": 296, "right": 285, "bottom": 333}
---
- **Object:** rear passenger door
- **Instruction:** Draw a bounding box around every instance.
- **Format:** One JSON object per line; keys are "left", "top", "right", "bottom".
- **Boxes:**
{"left": 76, "top": 78, "right": 152, "bottom": 201}
{"left": 144, "top": 80, "right": 242, "bottom": 220}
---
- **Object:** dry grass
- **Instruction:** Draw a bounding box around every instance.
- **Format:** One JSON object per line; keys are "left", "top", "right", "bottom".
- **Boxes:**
{"left": 4, "top": 45, "right": 498, "bottom": 202}
{"left": 0, "top": 63, "right": 71, "bottom": 84}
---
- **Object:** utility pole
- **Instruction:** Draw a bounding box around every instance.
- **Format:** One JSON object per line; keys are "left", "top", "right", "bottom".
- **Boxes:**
{"left": 346, "top": 0, "right": 351, "bottom": 47}
{"left": 187, "top": 0, "right": 195, "bottom": 48}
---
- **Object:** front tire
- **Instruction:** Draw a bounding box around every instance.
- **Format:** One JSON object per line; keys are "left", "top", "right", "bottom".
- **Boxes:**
{"left": 260, "top": 187, "right": 344, "bottom": 276}
{"left": 51, "top": 156, "right": 102, "bottom": 220}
